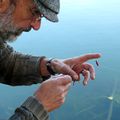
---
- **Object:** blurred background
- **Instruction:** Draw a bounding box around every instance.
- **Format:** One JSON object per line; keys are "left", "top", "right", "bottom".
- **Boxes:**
{"left": 0, "top": 0, "right": 120, "bottom": 119}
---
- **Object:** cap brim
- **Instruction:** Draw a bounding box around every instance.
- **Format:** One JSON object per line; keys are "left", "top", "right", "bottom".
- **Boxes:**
{"left": 34, "top": 1, "right": 59, "bottom": 22}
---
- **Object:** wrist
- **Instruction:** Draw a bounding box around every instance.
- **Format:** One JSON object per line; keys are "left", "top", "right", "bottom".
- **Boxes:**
{"left": 46, "top": 58, "right": 58, "bottom": 75}
{"left": 40, "top": 57, "right": 58, "bottom": 76}
{"left": 39, "top": 57, "right": 50, "bottom": 77}
{"left": 34, "top": 94, "right": 49, "bottom": 112}
{"left": 22, "top": 96, "right": 49, "bottom": 119}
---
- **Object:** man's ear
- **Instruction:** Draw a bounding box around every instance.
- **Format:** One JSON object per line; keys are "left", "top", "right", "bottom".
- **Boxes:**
{"left": 0, "top": 0, "right": 10, "bottom": 13}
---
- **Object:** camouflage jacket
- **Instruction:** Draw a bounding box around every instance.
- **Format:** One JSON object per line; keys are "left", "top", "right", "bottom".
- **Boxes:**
{"left": 0, "top": 39, "right": 49, "bottom": 120}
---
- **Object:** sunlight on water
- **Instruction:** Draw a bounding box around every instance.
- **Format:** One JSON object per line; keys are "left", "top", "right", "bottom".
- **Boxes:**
{"left": 107, "top": 96, "right": 113, "bottom": 101}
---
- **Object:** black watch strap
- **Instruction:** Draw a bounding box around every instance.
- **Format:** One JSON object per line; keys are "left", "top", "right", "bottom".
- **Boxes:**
{"left": 46, "top": 58, "right": 57, "bottom": 75}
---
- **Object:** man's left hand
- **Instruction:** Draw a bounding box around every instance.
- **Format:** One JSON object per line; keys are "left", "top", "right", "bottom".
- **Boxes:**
{"left": 51, "top": 53, "right": 101, "bottom": 85}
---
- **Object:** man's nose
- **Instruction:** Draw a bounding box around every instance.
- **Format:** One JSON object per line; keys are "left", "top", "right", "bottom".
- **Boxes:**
{"left": 31, "top": 17, "right": 41, "bottom": 30}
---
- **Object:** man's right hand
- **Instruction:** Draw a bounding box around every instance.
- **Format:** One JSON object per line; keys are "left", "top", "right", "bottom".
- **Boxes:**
{"left": 34, "top": 75, "right": 72, "bottom": 112}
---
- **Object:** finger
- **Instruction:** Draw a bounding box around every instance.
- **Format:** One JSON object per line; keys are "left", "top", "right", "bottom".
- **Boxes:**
{"left": 82, "top": 63, "right": 95, "bottom": 80}
{"left": 57, "top": 75, "right": 72, "bottom": 85}
{"left": 78, "top": 74, "right": 81, "bottom": 81}
{"left": 72, "top": 68, "right": 81, "bottom": 81}
{"left": 73, "top": 74, "right": 80, "bottom": 83}
{"left": 81, "top": 70, "right": 89, "bottom": 86}
{"left": 52, "top": 60, "right": 79, "bottom": 80}
{"left": 51, "top": 59, "right": 78, "bottom": 80}
{"left": 75, "top": 53, "right": 101, "bottom": 64}
{"left": 61, "top": 65, "right": 79, "bottom": 80}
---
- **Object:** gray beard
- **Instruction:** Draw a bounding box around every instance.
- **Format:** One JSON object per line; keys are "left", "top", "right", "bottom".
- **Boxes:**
{"left": 0, "top": 4, "right": 28, "bottom": 42}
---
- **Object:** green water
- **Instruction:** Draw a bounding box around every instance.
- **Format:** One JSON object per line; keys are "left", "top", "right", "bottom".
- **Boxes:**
{"left": 0, "top": 0, "right": 120, "bottom": 119}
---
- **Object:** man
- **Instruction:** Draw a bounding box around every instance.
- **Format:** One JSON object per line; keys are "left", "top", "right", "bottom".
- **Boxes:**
{"left": 0, "top": 0, "right": 101, "bottom": 119}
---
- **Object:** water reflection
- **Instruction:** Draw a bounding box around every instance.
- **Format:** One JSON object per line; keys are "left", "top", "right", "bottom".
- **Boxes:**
{"left": 50, "top": 64, "right": 120, "bottom": 120}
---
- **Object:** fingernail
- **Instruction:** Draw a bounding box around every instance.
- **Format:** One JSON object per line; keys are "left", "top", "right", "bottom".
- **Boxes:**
{"left": 93, "top": 74, "right": 95, "bottom": 80}
{"left": 91, "top": 74, "right": 95, "bottom": 80}
{"left": 74, "top": 75, "right": 78, "bottom": 80}
{"left": 84, "top": 81, "right": 87, "bottom": 86}
{"left": 91, "top": 76, "right": 95, "bottom": 80}
{"left": 68, "top": 83, "right": 72, "bottom": 86}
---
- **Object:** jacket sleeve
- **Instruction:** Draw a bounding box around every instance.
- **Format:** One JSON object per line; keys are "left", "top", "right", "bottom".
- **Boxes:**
{"left": 0, "top": 40, "right": 45, "bottom": 86}
{"left": 9, "top": 96, "right": 49, "bottom": 120}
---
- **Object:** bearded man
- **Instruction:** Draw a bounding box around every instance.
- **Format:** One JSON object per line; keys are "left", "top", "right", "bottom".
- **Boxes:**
{"left": 0, "top": 0, "right": 101, "bottom": 120}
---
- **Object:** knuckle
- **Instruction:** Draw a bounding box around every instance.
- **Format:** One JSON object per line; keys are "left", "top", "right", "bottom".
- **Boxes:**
{"left": 59, "top": 99, "right": 65, "bottom": 104}
{"left": 59, "top": 93, "right": 65, "bottom": 98}
{"left": 68, "top": 83, "right": 72, "bottom": 87}
{"left": 58, "top": 87, "right": 64, "bottom": 94}
{"left": 53, "top": 59, "right": 59, "bottom": 63}
{"left": 51, "top": 59, "right": 59, "bottom": 64}
{"left": 87, "top": 63, "right": 93, "bottom": 68}
{"left": 87, "top": 54, "right": 91, "bottom": 59}
{"left": 84, "top": 70, "right": 88, "bottom": 75}
{"left": 85, "top": 71, "right": 89, "bottom": 74}
{"left": 61, "top": 94, "right": 65, "bottom": 98}
{"left": 61, "top": 98, "right": 65, "bottom": 104}
{"left": 65, "top": 75, "right": 72, "bottom": 81}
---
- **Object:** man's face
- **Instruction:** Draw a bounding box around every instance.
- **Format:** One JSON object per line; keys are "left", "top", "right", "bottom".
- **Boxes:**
{"left": 0, "top": 0, "right": 42, "bottom": 42}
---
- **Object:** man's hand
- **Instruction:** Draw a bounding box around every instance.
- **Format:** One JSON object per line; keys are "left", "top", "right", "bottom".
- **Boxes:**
{"left": 51, "top": 53, "right": 101, "bottom": 85}
{"left": 34, "top": 75, "right": 72, "bottom": 112}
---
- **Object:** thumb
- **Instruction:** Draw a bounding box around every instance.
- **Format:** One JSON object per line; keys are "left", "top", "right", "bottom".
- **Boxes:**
{"left": 57, "top": 75, "right": 72, "bottom": 85}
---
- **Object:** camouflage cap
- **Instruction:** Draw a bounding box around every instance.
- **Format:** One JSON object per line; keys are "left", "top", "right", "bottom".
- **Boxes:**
{"left": 33, "top": 0, "right": 60, "bottom": 22}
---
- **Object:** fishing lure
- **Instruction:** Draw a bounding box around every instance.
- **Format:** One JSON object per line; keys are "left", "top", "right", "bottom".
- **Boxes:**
{"left": 96, "top": 60, "right": 99, "bottom": 66}
{"left": 73, "top": 81, "right": 75, "bottom": 86}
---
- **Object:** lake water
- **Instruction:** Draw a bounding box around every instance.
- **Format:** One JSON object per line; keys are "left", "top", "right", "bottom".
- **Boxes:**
{"left": 0, "top": 0, "right": 120, "bottom": 119}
